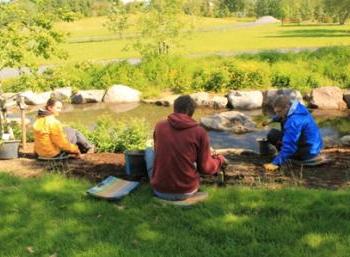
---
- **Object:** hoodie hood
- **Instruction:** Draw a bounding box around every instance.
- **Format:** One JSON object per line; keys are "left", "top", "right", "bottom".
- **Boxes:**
{"left": 37, "top": 108, "right": 52, "bottom": 117}
{"left": 288, "top": 101, "right": 309, "bottom": 117}
{"left": 168, "top": 113, "right": 198, "bottom": 130}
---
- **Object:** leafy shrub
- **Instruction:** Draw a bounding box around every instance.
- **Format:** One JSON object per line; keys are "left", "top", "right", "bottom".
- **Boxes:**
{"left": 3, "top": 46, "right": 350, "bottom": 94}
{"left": 272, "top": 72, "right": 291, "bottom": 88}
{"left": 74, "top": 117, "right": 150, "bottom": 153}
{"left": 10, "top": 122, "right": 34, "bottom": 142}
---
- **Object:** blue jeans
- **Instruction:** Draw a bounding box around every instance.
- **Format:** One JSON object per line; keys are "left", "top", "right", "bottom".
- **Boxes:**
{"left": 144, "top": 147, "right": 198, "bottom": 201}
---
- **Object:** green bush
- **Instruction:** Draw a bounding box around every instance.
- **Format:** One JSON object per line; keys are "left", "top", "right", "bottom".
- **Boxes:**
{"left": 3, "top": 46, "right": 350, "bottom": 95}
{"left": 74, "top": 117, "right": 150, "bottom": 153}
{"left": 271, "top": 72, "right": 291, "bottom": 88}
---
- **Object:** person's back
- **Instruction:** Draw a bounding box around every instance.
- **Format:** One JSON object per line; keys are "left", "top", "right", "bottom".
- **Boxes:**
{"left": 151, "top": 95, "right": 224, "bottom": 198}
{"left": 33, "top": 98, "right": 81, "bottom": 158}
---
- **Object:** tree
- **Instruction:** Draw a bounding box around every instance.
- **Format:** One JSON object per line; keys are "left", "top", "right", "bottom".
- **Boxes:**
{"left": 324, "top": 0, "right": 350, "bottom": 25}
{"left": 107, "top": 0, "right": 193, "bottom": 57}
{"left": 105, "top": 1, "right": 129, "bottom": 39}
{"left": 0, "top": 2, "right": 67, "bottom": 70}
{"left": 217, "top": 0, "right": 245, "bottom": 13}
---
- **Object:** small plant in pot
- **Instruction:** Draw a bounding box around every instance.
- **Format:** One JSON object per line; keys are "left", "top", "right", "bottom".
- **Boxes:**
{"left": 0, "top": 95, "right": 21, "bottom": 159}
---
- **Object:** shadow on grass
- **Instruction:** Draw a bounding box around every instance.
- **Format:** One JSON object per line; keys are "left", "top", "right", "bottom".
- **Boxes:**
{"left": 1, "top": 172, "right": 350, "bottom": 257}
{"left": 266, "top": 29, "right": 350, "bottom": 38}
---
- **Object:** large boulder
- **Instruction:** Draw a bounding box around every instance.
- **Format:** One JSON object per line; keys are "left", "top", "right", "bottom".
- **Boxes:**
{"left": 227, "top": 90, "right": 263, "bottom": 110}
{"left": 209, "top": 95, "right": 228, "bottom": 109}
{"left": 343, "top": 90, "right": 350, "bottom": 108}
{"left": 310, "top": 86, "right": 347, "bottom": 110}
{"left": 263, "top": 89, "right": 303, "bottom": 107}
{"left": 340, "top": 135, "right": 350, "bottom": 146}
{"left": 190, "top": 92, "right": 210, "bottom": 106}
{"left": 152, "top": 95, "right": 180, "bottom": 106}
{"left": 20, "top": 91, "right": 52, "bottom": 105}
{"left": 71, "top": 90, "right": 105, "bottom": 104}
{"left": 53, "top": 87, "right": 72, "bottom": 102}
{"left": 200, "top": 111, "right": 256, "bottom": 134}
{"left": 103, "top": 85, "right": 141, "bottom": 103}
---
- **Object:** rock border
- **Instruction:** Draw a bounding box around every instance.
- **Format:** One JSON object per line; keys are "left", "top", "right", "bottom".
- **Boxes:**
{"left": 2, "top": 86, "right": 350, "bottom": 110}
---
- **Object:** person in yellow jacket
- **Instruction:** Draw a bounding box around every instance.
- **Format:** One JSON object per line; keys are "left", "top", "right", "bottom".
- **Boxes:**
{"left": 33, "top": 98, "right": 94, "bottom": 158}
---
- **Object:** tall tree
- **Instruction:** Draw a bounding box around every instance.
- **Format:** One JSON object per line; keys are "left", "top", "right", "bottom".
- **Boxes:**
{"left": 324, "top": 0, "right": 350, "bottom": 24}
{"left": 107, "top": 0, "right": 193, "bottom": 57}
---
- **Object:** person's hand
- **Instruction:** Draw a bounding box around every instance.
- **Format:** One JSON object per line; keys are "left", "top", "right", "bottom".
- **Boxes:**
{"left": 262, "top": 120, "right": 271, "bottom": 127}
{"left": 263, "top": 163, "right": 279, "bottom": 172}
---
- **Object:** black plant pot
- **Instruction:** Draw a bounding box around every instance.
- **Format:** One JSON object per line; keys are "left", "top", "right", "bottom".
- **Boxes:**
{"left": 0, "top": 140, "right": 20, "bottom": 159}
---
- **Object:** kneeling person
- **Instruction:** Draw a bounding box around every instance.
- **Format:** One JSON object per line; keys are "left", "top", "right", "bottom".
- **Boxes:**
{"left": 264, "top": 96, "right": 323, "bottom": 171}
{"left": 33, "top": 98, "right": 94, "bottom": 159}
{"left": 150, "top": 95, "right": 225, "bottom": 201}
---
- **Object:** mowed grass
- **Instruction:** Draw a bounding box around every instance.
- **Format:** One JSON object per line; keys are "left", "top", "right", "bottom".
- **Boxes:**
{"left": 1, "top": 172, "right": 350, "bottom": 257}
{"left": 44, "top": 15, "right": 350, "bottom": 64}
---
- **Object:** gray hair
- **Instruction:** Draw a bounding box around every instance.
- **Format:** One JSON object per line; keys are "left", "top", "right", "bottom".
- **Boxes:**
{"left": 273, "top": 95, "right": 291, "bottom": 109}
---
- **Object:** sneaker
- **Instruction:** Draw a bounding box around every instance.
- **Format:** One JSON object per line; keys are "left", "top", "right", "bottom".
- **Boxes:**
{"left": 86, "top": 145, "right": 96, "bottom": 154}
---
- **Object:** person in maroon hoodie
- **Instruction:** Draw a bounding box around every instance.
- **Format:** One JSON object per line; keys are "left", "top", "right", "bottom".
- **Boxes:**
{"left": 148, "top": 95, "right": 225, "bottom": 201}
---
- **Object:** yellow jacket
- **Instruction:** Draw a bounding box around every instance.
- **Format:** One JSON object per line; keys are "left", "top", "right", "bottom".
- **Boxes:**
{"left": 33, "top": 115, "right": 79, "bottom": 158}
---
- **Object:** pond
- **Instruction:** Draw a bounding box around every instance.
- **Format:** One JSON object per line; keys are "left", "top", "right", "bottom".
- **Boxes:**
{"left": 49, "top": 102, "right": 350, "bottom": 152}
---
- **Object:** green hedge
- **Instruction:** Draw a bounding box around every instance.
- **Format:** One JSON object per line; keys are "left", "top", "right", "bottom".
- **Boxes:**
{"left": 2, "top": 46, "right": 350, "bottom": 96}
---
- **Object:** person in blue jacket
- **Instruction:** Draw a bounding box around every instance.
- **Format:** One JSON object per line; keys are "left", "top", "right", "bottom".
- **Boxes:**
{"left": 263, "top": 96, "right": 323, "bottom": 172}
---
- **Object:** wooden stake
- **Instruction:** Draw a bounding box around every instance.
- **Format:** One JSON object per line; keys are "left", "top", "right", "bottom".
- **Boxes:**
{"left": 21, "top": 108, "right": 26, "bottom": 149}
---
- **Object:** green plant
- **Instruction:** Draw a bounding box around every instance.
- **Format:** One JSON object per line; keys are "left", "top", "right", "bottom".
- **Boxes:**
{"left": 73, "top": 117, "right": 150, "bottom": 153}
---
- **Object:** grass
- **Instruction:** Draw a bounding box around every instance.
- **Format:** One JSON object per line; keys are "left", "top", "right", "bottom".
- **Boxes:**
{"left": 1, "top": 172, "right": 350, "bottom": 257}
{"left": 42, "top": 16, "right": 350, "bottom": 65}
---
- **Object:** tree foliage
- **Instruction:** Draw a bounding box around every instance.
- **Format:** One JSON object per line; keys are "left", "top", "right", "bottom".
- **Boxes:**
{"left": 323, "top": 0, "right": 350, "bottom": 25}
{"left": 107, "top": 0, "right": 194, "bottom": 57}
{"left": 0, "top": 2, "right": 67, "bottom": 70}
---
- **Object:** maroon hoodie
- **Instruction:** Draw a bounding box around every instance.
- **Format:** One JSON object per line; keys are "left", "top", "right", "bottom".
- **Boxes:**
{"left": 151, "top": 113, "right": 224, "bottom": 194}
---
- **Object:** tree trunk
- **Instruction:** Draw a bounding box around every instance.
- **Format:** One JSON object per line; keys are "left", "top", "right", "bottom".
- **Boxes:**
{"left": 339, "top": 12, "right": 350, "bottom": 25}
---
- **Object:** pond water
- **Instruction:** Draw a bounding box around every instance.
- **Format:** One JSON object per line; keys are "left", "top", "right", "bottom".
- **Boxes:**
{"left": 25, "top": 102, "right": 350, "bottom": 152}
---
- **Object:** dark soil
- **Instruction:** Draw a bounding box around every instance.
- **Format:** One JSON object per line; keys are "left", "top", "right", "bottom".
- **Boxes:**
{"left": 2, "top": 143, "right": 350, "bottom": 189}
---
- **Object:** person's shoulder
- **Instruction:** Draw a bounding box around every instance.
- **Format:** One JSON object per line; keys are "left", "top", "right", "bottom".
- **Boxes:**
{"left": 155, "top": 119, "right": 169, "bottom": 129}
{"left": 193, "top": 125, "right": 207, "bottom": 135}
{"left": 46, "top": 115, "right": 61, "bottom": 125}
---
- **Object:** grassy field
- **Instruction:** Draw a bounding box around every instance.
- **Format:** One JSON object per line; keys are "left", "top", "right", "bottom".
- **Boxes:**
{"left": 46, "top": 16, "right": 350, "bottom": 64}
{"left": 1, "top": 172, "right": 350, "bottom": 257}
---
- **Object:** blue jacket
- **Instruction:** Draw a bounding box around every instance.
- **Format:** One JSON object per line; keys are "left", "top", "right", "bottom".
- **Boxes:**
{"left": 272, "top": 101, "right": 323, "bottom": 165}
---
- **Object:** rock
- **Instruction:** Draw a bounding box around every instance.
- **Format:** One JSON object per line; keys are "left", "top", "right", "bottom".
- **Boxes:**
{"left": 190, "top": 92, "right": 210, "bottom": 106}
{"left": 53, "top": 87, "right": 72, "bottom": 102}
{"left": 103, "top": 84, "right": 141, "bottom": 103}
{"left": 21, "top": 91, "right": 52, "bottom": 105}
{"left": 255, "top": 16, "right": 280, "bottom": 24}
{"left": 0, "top": 93, "right": 18, "bottom": 109}
{"left": 343, "top": 90, "right": 350, "bottom": 108}
{"left": 340, "top": 135, "right": 350, "bottom": 146}
{"left": 227, "top": 90, "right": 263, "bottom": 110}
{"left": 263, "top": 89, "right": 303, "bottom": 107}
{"left": 210, "top": 96, "right": 228, "bottom": 109}
{"left": 310, "top": 86, "right": 347, "bottom": 110}
{"left": 154, "top": 95, "right": 180, "bottom": 106}
{"left": 71, "top": 90, "right": 105, "bottom": 104}
{"left": 200, "top": 111, "right": 256, "bottom": 134}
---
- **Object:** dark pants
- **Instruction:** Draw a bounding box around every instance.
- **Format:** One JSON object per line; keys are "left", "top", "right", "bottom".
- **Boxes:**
{"left": 63, "top": 127, "right": 93, "bottom": 154}
{"left": 267, "top": 128, "right": 312, "bottom": 161}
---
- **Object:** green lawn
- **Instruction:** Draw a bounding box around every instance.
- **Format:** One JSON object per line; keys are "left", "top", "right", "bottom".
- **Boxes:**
{"left": 1, "top": 172, "right": 350, "bottom": 257}
{"left": 43, "top": 16, "right": 350, "bottom": 65}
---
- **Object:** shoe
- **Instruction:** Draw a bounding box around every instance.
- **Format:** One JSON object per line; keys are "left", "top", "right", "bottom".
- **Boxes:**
{"left": 86, "top": 145, "right": 96, "bottom": 154}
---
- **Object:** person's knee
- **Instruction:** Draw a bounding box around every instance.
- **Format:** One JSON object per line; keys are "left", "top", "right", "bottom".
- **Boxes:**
{"left": 267, "top": 129, "right": 282, "bottom": 146}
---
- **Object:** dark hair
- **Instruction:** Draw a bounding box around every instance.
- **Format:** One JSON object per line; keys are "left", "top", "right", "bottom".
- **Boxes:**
{"left": 273, "top": 95, "right": 291, "bottom": 109}
{"left": 45, "top": 97, "right": 60, "bottom": 109}
{"left": 174, "top": 95, "right": 196, "bottom": 116}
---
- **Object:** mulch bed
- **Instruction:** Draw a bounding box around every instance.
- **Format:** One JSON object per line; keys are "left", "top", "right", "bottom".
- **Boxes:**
{"left": 12, "top": 144, "right": 350, "bottom": 189}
